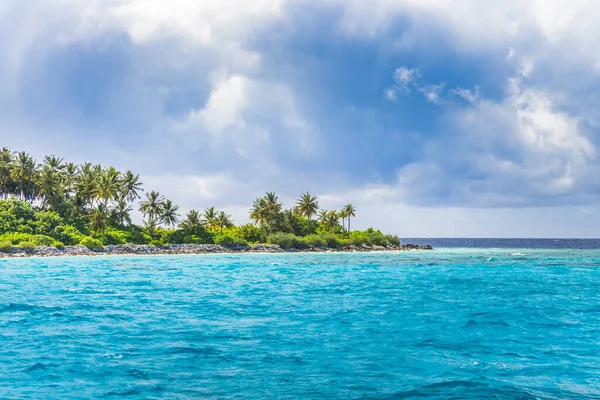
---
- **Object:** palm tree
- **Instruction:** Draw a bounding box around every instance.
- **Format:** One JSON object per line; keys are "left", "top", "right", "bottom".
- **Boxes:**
{"left": 0, "top": 147, "right": 14, "bottom": 198}
{"left": 339, "top": 208, "right": 348, "bottom": 235}
{"left": 43, "top": 155, "right": 65, "bottom": 172}
{"left": 215, "top": 211, "right": 233, "bottom": 234}
{"left": 121, "top": 170, "right": 143, "bottom": 202}
{"left": 180, "top": 209, "right": 203, "bottom": 231}
{"left": 139, "top": 190, "right": 164, "bottom": 220}
{"left": 10, "top": 151, "right": 37, "bottom": 201}
{"left": 159, "top": 199, "right": 180, "bottom": 227}
{"left": 144, "top": 216, "right": 159, "bottom": 237}
{"left": 318, "top": 209, "right": 330, "bottom": 225}
{"left": 202, "top": 207, "right": 218, "bottom": 230}
{"left": 36, "top": 166, "right": 61, "bottom": 208}
{"left": 281, "top": 208, "right": 302, "bottom": 235}
{"left": 250, "top": 197, "right": 268, "bottom": 227}
{"left": 296, "top": 192, "right": 319, "bottom": 221}
{"left": 111, "top": 198, "right": 133, "bottom": 226}
{"left": 75, "top": 164, "right": 98, "bottom": 208}
{"left": 318, "top": 209, "right": 340, "bottom": 232}
{"left": 343, "top": 203, "right": 356, "bottom": 234}
{"left": 95, "top": 167, "right": 121, "bottom": 204}
{"left": 89, "top": 203, "right": 110, "bottom": 233}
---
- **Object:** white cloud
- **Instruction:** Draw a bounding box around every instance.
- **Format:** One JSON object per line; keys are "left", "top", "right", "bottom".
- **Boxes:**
{"left": 419, "top": 82, "right": 446, "bottom": 104}
{"left": 395, "top": 76, "right": 598, "bottom": 206}
{"left": 451, "top": 87, "right": 481, "bottom": 103}
{"left": 173, "top": 73, "right": 313, "bottom": 160}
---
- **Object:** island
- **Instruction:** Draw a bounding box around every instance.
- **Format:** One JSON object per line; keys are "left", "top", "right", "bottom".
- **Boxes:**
{"left": 0, "top": 147, "right": 432, "bottom": 257}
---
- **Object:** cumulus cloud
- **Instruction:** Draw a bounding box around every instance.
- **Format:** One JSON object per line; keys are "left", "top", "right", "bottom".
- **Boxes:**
{"left": 395, "top": 76, "right": 598, "bottom": 207}
{"left": 2, "top": 0, "right": 600, "bottom": 236}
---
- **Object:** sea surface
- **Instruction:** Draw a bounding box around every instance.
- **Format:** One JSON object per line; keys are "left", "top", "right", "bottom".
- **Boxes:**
{"left": 2, "top": 245, "right": 600, "bottom": 399}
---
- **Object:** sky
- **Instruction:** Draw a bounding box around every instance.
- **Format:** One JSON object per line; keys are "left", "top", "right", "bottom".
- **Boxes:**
{"left": 1, "top": 0, "right": 600, "bottom": 237}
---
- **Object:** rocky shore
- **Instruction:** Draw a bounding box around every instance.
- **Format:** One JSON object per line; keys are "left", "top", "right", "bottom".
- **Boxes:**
{"left": 0, "top": 243, "right": 433, "bottom": 258}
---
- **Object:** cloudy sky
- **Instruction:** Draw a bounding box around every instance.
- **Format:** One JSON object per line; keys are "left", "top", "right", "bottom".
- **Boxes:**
{"left": 2, "top": 0, "right": 600, "bottom": 237}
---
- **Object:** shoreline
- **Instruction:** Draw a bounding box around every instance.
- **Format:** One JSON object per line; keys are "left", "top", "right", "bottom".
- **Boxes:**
{"left": 0, "top": 243, "right": 433, "bottom": 258}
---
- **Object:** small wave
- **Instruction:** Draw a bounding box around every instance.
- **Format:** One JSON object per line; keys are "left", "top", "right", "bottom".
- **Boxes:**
{"left": 126, "top": 369, "right": 148, "bottom": 379}
{"left": 511, "top": 252, "right": 526, "bottom": 256}
{"left": 24, "top": 362, "right": 57, "bottom": 372}
{"left": 0, "top": 303, "right": 62, "bottom": 314}
{"left": 383, "top": 380, "right": 538, "bottom": 399}
{"left": 101, "top": 352, "right": 123, "bottom": 360}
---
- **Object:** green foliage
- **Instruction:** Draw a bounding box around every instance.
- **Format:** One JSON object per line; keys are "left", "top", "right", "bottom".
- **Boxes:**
{"left": 385, "top": 234, "right": 401, "bottom": 246}
{"left": 31, "top": 234, "right": 56, "bottom": 246}
{"left": 79, "top": 236, "right": 103, "bottom": 251}
{"left": 320, "top": 233, "right": 342, "bottom": 248}
{"left": 214, "top": 234, "right": 248, "bottom": 247}
{"left": 348, "top": 228, "right": 388, "bottom": 247}
{"left": 0, "top": 199, "right": 35, "bottom": 233}
{"left": 149, "top": 240, "right": 165, "bottom": 246}
{"left": 54, "top": 241, "right": 65, "bottom": 250}
{"left": 18, "top": 242, "right": 35, "bottom": 252}
{"left": 267, "top": 232, "right": 308, "bottom": 249}
{"left": 52, "top": 225, "right": 86, "bottom": 246}
{"left": 29, "top": 211, "right": 62, "bottom": 236}
{"left": 304, "top": 234, "right": 327, "bottom": 248}
{"left": 0, "top": 241, "right": 12, "bottom": 253}
{"left": 230, "top": 223, "right": 262, "bottom": 243}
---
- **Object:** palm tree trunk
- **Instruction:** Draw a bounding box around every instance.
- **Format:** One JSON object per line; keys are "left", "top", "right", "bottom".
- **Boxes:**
{"left": 348, "top": 217, "right": 350, "bottom": 234}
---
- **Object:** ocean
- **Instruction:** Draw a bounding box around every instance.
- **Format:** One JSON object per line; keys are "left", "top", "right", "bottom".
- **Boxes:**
{"left": 1, "top": 243, "right": 600, "bottom": 398}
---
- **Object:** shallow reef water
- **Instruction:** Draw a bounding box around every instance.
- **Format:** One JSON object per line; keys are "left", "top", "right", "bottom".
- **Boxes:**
{"left": 1, "top": 248, "right": 600, "bottom": 399}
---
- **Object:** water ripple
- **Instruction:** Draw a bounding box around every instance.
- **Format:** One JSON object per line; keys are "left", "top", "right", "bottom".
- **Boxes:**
{"left": 1, "top": 250, "right": 600, "bottom": 398}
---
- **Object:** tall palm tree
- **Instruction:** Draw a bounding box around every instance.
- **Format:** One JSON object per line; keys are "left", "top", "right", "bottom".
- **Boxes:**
{"left": 202, "top": 207, "right": 218, "bottom": 230}
{"left": 296, "top": 192, "right": 319, "bottom": 221}
{"left": 139, "top": 190, "right": 164, "bottom": 220}
{"left": 160, "top": 199, "right": 180, "bottom": 227}
{"left": 250, "top": 198, "right": 268, "bottom": 227}
{"left": 43, "top": 155, "right": 65, "bottom": 172}
{"left": 95, "top": 167, "right": 121, "bottom": 204}
{"left": 343, "top": 203, "right": 356, "bottom": 234}
{"left": 111, "top": 198, "right": 133, "bottom": 226}
{"left": 263, "top": 192, "right": 282, "bottom": 232}
{"left": 180, "top": 209, "right": 203, "bottom": 231}
{"left": 215, "top": 211, "right": 233, "bottom": 234}
{"left": 318, "top": 209, "right": 340, "bottom": 232}
{"left": 10, "top": 151, "right": 37, "bottom": 201}
{"left": 339, "top": 208, "right": 348, "bottom": 235}
{"left": 121, "top": 170, "right": 143, "bottom": 202}
{"left": 0, "top": 147, "right": 15, "bottom": 198}
{"left": 89, "top": 203, "right": 110, "bottom": 233}
{"left": 75, "top": 164, "right": 98, "bottom": 208}
{"left": 36, "top": 166, "right": 61, "bottom": 208}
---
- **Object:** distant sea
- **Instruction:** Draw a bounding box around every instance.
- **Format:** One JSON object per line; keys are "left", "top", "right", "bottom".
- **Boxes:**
{"left": 403, "top": 237, "right": 600, "bottom": 249}
{"left": 2, "top": 249, "right": 600, "bottom": 398}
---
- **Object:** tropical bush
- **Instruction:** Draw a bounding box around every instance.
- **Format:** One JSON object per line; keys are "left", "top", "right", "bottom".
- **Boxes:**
{"left": 79, "top": 236, "right": 103, "bottom": 251}
{"left": 0, "top": 241, "right": 12, "bottom": 253}
{"left": 149, "top": 240, "right": 165, "bottom": 246}
{"left": 214, "top": 234, "right": 248, "bottom": 247}
{"left": 54, "top": 241, "right": 65, "bottom": 250}
{"left": 268, "top": 233, "right": 308, "bottom": 249}
{"left": 0, "top": 232, "right": 37, "bottom": 245}
{"left": 385, "top": 234, "right": 401, "bottom": 247}
{"left": 52, "top": 225, "right": 86, "bottom": 246}
{"left": 304, "top": 234, "right": 327, "bottom": 248}
{"left": 18, "top": 242, "right": 36, "bottom": 252}
{"left": 320, "top": 233, "right": 342, "bottom": 248}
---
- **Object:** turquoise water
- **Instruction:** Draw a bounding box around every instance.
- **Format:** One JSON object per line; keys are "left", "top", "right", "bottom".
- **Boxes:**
{"left": 1, "top": 249, "right": 600, "bottom": 399}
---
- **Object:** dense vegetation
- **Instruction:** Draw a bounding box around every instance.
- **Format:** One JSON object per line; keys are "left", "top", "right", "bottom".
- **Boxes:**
{"left": 0, "top": 148, "right": 400, "bottom": 252}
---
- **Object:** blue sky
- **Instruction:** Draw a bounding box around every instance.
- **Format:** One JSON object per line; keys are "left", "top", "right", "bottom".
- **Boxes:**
{"left": 2, "top": 0, "right": 600, "bottom": 237}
